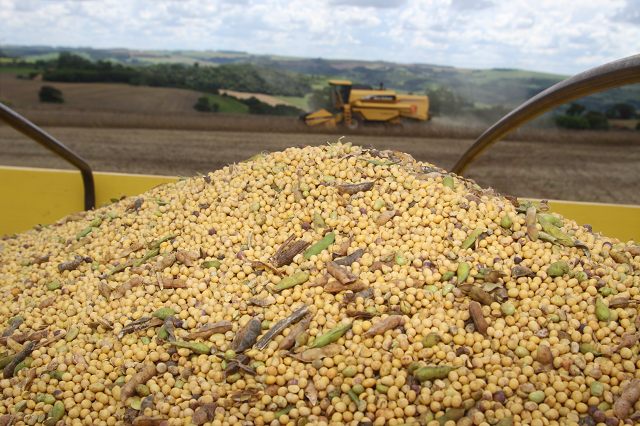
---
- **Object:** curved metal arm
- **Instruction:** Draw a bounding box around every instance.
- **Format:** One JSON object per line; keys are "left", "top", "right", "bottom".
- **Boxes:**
{"left": 0, "top": 102, "right": 95, "bottom": 210}
{"left": 452, "top": 54, "right": 640, "bottom": 175}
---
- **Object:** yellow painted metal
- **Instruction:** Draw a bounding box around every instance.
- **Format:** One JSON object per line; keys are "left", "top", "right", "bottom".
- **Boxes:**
{"left": 526, "top": 199, "right": 639, "bottom": 242}
{"left": 305, "top": 82, "right": 430, "bottom": 127}
{"left": 303, "top": 109, "right": 336, "bottom": 126}
{"left": 0, "top": 166, "right": 178, "bottom": 235}
{"left": 0, "top": 167, "right": 637, "bottom": 242}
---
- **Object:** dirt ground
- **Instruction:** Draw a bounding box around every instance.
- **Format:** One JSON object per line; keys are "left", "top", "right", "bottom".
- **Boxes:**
{"left": 0, "top": 126, "right": 638, "bottom": 205}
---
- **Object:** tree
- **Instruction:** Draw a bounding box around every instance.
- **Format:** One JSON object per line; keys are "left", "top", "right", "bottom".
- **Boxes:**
{"left": 605, "top": 103, "right": 636, "bottom": 119}
{"left": 583, "top": 111, "right": 609, "bottom": 130}
{"left": 426, "top": 86, "right": 466, "bottom": 116}
{"left": 193, "top": 96, "right": 211, "bottom": 112}
{"left": 566, "top": 103, "right": 586, "bottom": 116}
{"left": 555, "top": 115, "right": 589, "bottom": 130}
{"left": 212, "top": 103, "right": 219, "bottom": 113}
{"left": 39, "top": 86, "right": 64, "bottom": 103}
{"left": 57, "top": 52, "right": 94, "bottom": 70}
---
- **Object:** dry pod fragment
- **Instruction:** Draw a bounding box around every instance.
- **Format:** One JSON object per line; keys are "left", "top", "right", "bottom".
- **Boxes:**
{"left": 193, "top": 403, "right": 218, "bottom": 426}
{"left": 469, "top": 301, "right": 489, "bottom": 337}
{"left": 613, "top": 333, "right": 640, "bottom": 353}
{"left": 614, "top": 379, "right": 640, "bottom": 420}
{"left": 610, "top": 250, "right": 631, "bottom": 265}
{"left": 333, "top": 248, "right": 365, "bottom": 267}
{"left": 38, "top": 296, "right": 56, "bottom": 310}
{"left": 291, "top": 344, "right": 343, "bottom": 362}
{"left": 119, "top": 242, "right": 144, "bottom": 258}
{"left": 113, "top": 277, "right": 145, "bottom": 299}
{"left": 176, "top": 249, "right": 199, "bottom": 266}
{"left": 279, "top": 314, "right": 313, "bottom": 350}
{"left": 324, "top": 280, "right": 367, "bottom": 293}
{"left": 256, "top": 306, "right": 310, "bottom": 350}
{"left": 536, "top": 345, "right": 553, "bottom": 371}
{"left": 132, "top": 417, "right": 164, "bottom": 426}
{"left": 335, "top": 181, "right": 375, "bottom": 195}
{"left": 326, "top": 260, "right": 358, "bottom": 284}
{"left": 375, "top": 210, "right": 396, "bottom": 227}
{"left": 333, "top": 235, "right": 354, "bottom": 258}
{"left": 363, "top": 315, "right": 404, "bottom": 337}
{"left": 183, "top": 321, "right": 233, "bottom": 340}
{"left": 230, "top": 318, "right": 262, "bottom": 353}
{"left": 120, "top": 365, "right": 157, "bottom": 402}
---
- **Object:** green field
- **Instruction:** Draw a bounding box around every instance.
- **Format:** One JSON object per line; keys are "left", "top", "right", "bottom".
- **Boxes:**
{"left": 201, "top": 94, "right": 249, "bottom": 114}
{"left": 0, "top": 67, "right": 42, "bottom": 74}
{"left": 274, "top": 95, "right": 309, "bottom": 111}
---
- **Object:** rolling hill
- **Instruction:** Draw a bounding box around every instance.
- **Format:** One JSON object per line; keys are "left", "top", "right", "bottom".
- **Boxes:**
{"left": 2, "top": 45, "right": 640, "bottom": 115}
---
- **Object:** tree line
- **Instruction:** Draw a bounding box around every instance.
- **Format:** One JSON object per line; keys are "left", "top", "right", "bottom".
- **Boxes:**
{"left": 38, "top": 52, "right": 312, "bottom": 97}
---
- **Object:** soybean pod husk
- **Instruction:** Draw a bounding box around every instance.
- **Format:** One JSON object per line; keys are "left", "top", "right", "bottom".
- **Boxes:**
{"left": 414, "top": 365, "right": 458, "bottom": 382}
{"left": 273, "top": 271, "right": 310, "bottom": 292}
{"left": 310, "top": 323, "right": 352, "bottom": 348}
{"left": 304, "top": 232, "right": 335, "bottom": 260}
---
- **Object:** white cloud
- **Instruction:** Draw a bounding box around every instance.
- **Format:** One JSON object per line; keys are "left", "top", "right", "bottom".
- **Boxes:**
{"left": 0, "top": 0, "right": 639, "bottom": 74}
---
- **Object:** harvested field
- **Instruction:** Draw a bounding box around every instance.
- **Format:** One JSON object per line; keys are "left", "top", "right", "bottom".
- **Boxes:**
{"left": 0, "top": 73, "right": 298, "bottom": 113}
{"left": 0, "top": 73, "right": 201, "bottom": 112}
{"left": 0, "top": 126, "right": 638, "bottom": 205}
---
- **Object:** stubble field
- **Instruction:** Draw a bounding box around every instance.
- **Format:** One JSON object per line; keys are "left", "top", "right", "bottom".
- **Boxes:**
{"left": 0, "top": 125, "right": 638, "bottom": 206}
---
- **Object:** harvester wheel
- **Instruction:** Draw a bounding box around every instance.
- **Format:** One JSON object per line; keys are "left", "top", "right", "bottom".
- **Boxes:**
{"left": 346, "top": 114, "right": 363, "bottom": 130}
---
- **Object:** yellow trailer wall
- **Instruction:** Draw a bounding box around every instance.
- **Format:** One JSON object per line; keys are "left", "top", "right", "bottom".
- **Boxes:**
{"left": 0, "top": 166, "right": 178, "bottom": 235}
{"left": 0, "top": 166, "right": 638, "bottom": 242}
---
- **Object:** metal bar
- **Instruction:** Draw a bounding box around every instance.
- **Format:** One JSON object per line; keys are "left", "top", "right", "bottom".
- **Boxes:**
{"left": 451, "top": 54, "right": 640, "bottom": 175}
{"left": 0, "top": 102, "right": 95, "bottom": 210}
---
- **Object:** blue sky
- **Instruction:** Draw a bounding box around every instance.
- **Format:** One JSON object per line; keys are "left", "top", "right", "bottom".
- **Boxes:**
{"left": 2, "top": 0, "right": 639, "bottom": 75}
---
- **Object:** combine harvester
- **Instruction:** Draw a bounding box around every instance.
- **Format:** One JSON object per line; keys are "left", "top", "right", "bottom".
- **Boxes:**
{"left": 301, "top": 80, "right": 430, "bottom": 130}
{"left": 0, "top": 55, "right": 639, "bottom": 241}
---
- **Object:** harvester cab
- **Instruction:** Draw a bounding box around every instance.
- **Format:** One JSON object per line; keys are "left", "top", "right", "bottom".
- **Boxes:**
{"left": 302, "top": 80, "right": 430, "bottom": 130}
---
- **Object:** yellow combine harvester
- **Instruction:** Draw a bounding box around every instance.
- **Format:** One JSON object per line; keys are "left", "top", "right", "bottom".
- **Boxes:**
{"left": 302, "top": 80, "right": 430, "bottom": 130}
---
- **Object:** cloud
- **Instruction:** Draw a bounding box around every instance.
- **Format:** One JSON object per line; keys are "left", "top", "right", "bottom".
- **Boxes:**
{"left": 450, "top": 0, "right": 493, "bottom": 11}
{"left": 0, "top": 0, "right": 639, "bottom": 75}
{"left": 612, "top": 0, "right": 640, "bottom": 24}
{"left": 327, "top": 0, "right": 407, "bottom": 8}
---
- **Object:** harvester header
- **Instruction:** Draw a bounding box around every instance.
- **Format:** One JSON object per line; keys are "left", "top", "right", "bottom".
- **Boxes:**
{"left": 302, "top": 80, "right": 430, "bottom": 130}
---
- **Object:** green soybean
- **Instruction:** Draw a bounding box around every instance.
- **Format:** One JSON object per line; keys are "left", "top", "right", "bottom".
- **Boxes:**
{"left": 436, "top": 407, "right": 465, "bottom": 426}
{"left": 65, "top": 328, "right": 79, "bottom": 342}
{"left": 43, "top": 402, "right": 65, "bottom": 426}
{"left": 273, "top": 271, "right": 310, "bottom": 292}
{"left": 595, "top": 298, "right": 611, "bottom": 322}
{"left": 133, "top": 248, "right": 160, "bottom": 268}
{"left": 422, "top": 333, "right": 442, "bottom": 349}
{"left": 441, "top": 271, "right": 454, "bottom": 282}
{"left": 414, "top": 365, "right": 458, "bottom": 382}
{"left": 304, "top": 232, "right": 335, "bottom": 259}
{"left": 310, "top": 323, "right": 352, "bottom": 348}
{"left": 152, "top": 308, "right": 175, "bottom": 320}
{"left": 547, "top": 261, "right": 570, "bottom": 277}
{"left": 148, "top": 233, "right": 178, "bottom": 250}
{"left": 500, "top": 216, "right": 513, "bottom": 229}
{"left": 157, "top": 326, "right": 169, "bottom": 340}
{"left": 203, "top": 260, "right": 221, "bottom": 269}
{"left": 457, "top": 262, "right": 470, "bottom": 284}
{"left": 46, "top": 280, "right": 61, "bottom": 291}
{"left": 542, "top": 214, "right": 563, "bottom": 227}
{"left": 442, "top": 175, "right": 454, "bottom": 190}
{"left": 461, "top": 229, "right": 484, "bottom": 250}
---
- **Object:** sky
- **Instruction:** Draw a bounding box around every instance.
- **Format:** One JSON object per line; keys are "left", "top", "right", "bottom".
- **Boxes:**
{"left": 1, "top": 0, "right": 639, "bottom": 75}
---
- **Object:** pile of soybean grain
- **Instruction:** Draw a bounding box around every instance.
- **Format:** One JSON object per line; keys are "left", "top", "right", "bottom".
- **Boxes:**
{"left": 0, "top": 143, "right": 639, "bottom": 426}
